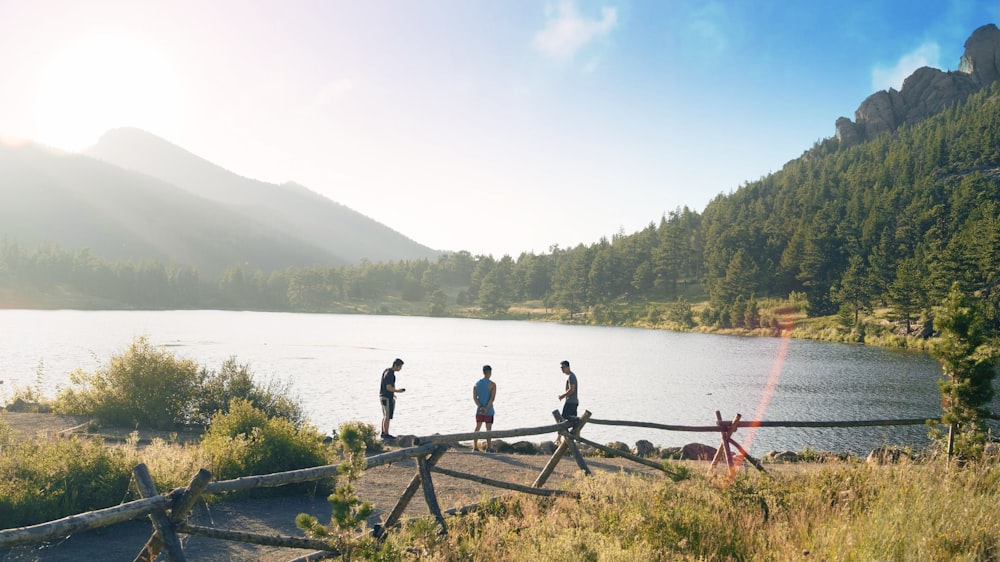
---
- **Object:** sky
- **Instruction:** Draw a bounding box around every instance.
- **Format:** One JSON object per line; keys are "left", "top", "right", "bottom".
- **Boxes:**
{"left": 1, "top": 1, "right": 997, "bottom": 258}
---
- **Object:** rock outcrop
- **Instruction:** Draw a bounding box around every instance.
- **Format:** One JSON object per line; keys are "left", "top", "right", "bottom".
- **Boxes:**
{"left": 836, "top": 24, "right": 1000, "bottom": 149}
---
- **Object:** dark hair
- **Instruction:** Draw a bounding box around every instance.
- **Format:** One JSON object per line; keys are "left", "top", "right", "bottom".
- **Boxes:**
{"left": 393, "top": 358, "right": 404, "bottom": 366}
{"left": 560, "top": 360, "right": 570, "bottom": 368}
{"left": 483, "top": 365, "right": 492, "bottom": 373}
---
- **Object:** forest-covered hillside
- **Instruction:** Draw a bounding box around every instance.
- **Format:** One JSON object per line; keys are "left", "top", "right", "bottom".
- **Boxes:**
{"left": 3, "top": 84, "right": 999, "bottom": 341}
{"left": 700, "top": 82, "right": 1000, "bottom": 325}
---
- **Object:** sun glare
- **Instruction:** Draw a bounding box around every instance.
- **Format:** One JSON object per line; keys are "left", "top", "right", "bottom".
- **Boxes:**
{"left": 33, "top": 35, "right": 185, "bottom": 152}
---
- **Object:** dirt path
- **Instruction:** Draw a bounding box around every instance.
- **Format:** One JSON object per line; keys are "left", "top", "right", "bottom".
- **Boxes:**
{"left": 0, "top": 413, "right": 669, "bottom": 561}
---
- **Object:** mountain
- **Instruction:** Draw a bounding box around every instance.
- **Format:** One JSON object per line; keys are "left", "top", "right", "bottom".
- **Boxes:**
{"left": 0, "top": 142, "right": 346, "bottom": 278}
{"left": 836, "top": 23, "right": 1000, "bottom": 148}
{"left": 83, "top": 127, "right": 440, "bottom": 266}
{"left": 0, "top": 130, "right": 440, "bottom": 279}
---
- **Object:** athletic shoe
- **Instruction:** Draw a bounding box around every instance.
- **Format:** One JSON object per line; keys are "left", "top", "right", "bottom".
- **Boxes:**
{"left": 381, "top": 433, "right": 396, "bottom": 440}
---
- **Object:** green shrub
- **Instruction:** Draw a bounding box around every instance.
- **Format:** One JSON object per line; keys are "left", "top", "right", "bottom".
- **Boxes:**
{"left": 54, "top": 336, "right": 202, "bottom": 429}
{"left": 335, "top": 420, "right": 382, "bottom": 454}
{"left": 201, "top": 399, "right": 331, "bottom": 493}
{"left": 193, "top": 357, "right": 305, "bottom": 427}
{"left": 0, "top": 434, "right": 133, "bottom": 528}
{"left": 54, "top": 339, "right": 305, "bottom": 432}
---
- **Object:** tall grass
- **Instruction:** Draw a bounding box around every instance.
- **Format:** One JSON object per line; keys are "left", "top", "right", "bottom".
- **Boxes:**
{"left": 0, "top": 421, "right": 135, "bottom": 528}
{"left": 386, "top": 458, "right": 1000, "bottom": 561}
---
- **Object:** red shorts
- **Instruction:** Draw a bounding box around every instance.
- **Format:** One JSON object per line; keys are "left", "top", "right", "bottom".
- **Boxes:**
{"left": 476, "top": 414, "right": 494, "bottom": 423}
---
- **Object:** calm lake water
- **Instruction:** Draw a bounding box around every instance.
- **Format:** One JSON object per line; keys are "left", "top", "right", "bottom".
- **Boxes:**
{"left": 0, "top": 309, "right": 970, "bottom": 455}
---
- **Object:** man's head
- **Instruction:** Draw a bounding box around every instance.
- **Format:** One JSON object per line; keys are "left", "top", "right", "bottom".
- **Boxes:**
{"left": 393, "top": 358, "right": 404, "bottom": 371}
{"left": 483, "top": 364, "right": 492, "bottom": 377}
{"left": 560, "top": 360, "right": 570, "bottom": 372}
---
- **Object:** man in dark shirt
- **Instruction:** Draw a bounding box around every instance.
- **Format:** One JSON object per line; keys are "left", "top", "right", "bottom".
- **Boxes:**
{"left": 380, "top": 358, "right": 405, "bottom": 439}
{"left": 558, "top": 359, "right": 579, "bottom": 421}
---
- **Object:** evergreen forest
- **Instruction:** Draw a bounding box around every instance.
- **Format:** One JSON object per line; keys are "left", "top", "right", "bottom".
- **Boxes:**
{"left": 3, "top": 84, "right": 1000, "bottom": 342}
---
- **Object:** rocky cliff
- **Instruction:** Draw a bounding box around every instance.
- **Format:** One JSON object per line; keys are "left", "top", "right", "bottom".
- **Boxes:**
{"left": 836, "top": 23, "right": 1000, "bottom": 148}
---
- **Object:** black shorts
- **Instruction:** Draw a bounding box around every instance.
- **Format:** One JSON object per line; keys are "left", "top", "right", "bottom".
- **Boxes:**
{"left": 380, "top": 396, "right": 395, "bottom": 419}
{"left": 561, "top": 401, "right": 578, "bottom": 420}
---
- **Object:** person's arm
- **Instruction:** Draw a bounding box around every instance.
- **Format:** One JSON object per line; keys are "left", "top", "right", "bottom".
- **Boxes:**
{"left": 386, "top": 382, "right": 405, "bottom": 393}
{"left": 485, "top": 382, "right": 496, "bottom": 410}
{"left": 474, "top": 386, "right": 482, "bottom": 409}
{"left": 559, "top": 381, "right": 575, "bottom": 400}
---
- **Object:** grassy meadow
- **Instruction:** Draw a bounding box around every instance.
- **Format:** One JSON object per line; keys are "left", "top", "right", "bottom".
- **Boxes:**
{"left": 2, "top": 408, "right": 998, "bottom": 560}
{"left": 381, "top": 456, "right": 1000, "bottom": 561}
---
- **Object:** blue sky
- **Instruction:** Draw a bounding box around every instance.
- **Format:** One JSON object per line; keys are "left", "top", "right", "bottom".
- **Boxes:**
{"left": 0, "top": 1, "right": 996, "bottom": 258}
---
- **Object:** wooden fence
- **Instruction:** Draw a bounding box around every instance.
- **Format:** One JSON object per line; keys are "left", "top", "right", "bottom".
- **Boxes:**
{"left": 0, "top": 409, "right": 971, "bottom": 561}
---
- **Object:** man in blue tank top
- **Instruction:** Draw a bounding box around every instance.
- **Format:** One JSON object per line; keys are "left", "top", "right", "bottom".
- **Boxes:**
{"left": 473, "top": 364, "right": 497, "bottom": 452}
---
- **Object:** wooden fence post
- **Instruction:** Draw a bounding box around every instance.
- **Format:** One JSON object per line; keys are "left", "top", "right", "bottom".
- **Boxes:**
{"left": 533, "top": 411, "right": 591, "bottom": 487}
{"left": 532, "top": 411, "right": 570, "bottom": 488}
{"left": 708, "top": 412, "right": 742, "bottom": 476}
{"left": 380, "top": 445, "right": 448, "bottom": 536}
{"left": 726, "top": 436, "right": 767, "bottom": 473}
{"left": 561, "top": 410, "right": 592, "bottom": 475}
{"left": 134, "top": 467, "right": 212, "bottom": 562}
{"left": 417, "top": 448, "right": 448, "bottom": 535}
{"left": 132, "top": 464, "right": 186, "bottom": 562}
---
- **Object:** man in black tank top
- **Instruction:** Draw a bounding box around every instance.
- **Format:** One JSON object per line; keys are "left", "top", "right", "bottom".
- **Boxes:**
{"left": 380, "top": 358, "right": 405, "bottom": 439}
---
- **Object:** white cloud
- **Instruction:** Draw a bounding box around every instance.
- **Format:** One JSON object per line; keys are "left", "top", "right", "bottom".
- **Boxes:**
{"left": 534, "top": 0, "right": 618, "bottom": 62}
{"left": 871, "top": 42, "right": 940, "bottom": 91}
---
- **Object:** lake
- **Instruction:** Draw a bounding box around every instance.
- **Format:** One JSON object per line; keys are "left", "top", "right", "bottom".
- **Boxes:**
{"left": 0, "top": 309, "right": 967, "bottom": 455}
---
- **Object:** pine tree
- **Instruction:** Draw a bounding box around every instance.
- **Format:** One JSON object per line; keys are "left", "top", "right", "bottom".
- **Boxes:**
{"left": 931, "top": 283, "right": 998, "bottom": 459}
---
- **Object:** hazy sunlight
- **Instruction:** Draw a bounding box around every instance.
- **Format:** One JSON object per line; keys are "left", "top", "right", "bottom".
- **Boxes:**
{"left": 33, "top": 34, "right": 185, "bottom": 152}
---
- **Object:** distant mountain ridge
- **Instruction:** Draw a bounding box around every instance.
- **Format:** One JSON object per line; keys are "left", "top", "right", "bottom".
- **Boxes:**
{"left": 84, "top": 127, "right": 440, "bottom": 266}
{"left": 0, "top": 143, "right": 339, "bottom": 277}
{"left": 0, "top": 130, "right": 439, "bottom": 278}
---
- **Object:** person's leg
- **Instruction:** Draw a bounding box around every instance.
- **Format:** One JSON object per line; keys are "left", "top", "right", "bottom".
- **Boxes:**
{"left": 558, "top": 404, "right": 577, "bottom": 444}
{"left": 473, "top": 420, "right": 483, "bottom": 450}
{"left": 381, "top": 397, "right": 394, "bottom": 436}
{"left": 563, "top": 402, "right": 578, "bottom": 420}
{"left": 485, "top": 422, "right": 493, "bottom": 451}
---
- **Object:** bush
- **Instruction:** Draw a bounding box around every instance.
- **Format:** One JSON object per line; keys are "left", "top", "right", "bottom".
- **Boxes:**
{"left": 193, "top": 357, "right": 305, "bottom": 427}
{"left": 54, "top": 336, "right": 202, "bottom": 430}
{"left": 54, "top": 339, "right": 306, "bottom": 431}
{"left": 201, "top": 399, "right": 332, "bottom": 493}
{"left": 335, "top": 420, "right": 382, "bottom": 454}
{"left": 0, "top": 431, "right": 134, "bottom": 528}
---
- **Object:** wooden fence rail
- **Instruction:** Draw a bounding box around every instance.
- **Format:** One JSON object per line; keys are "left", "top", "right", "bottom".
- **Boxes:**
{"left": 0, "top": 444, "right": 438, "bottom": 550}
{"left": 586, "top": 416, "right": 940, "bottom": 432}
{"left": 0, "top": 496, "right": 172, "bottom": 548}
{"left": 0, "top": 410, "right": 969, "bottom": 560}
{"left": 413, "top": 420, "right": 572, "bottom": 445}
